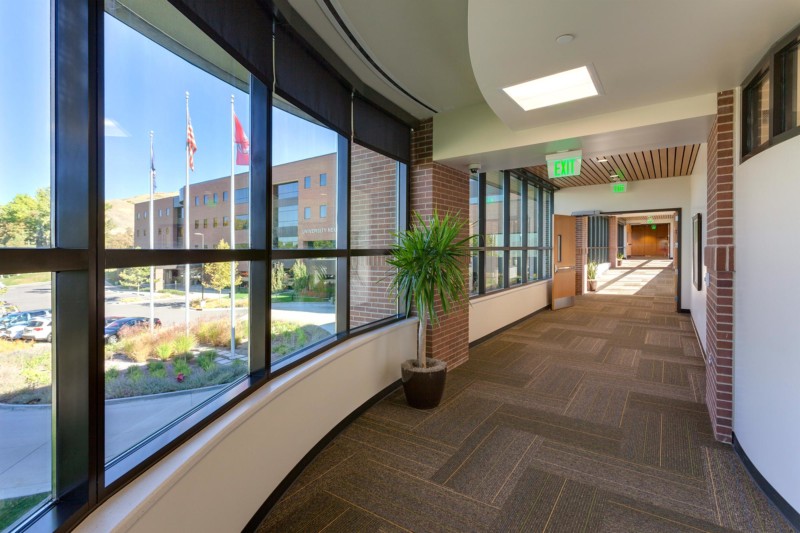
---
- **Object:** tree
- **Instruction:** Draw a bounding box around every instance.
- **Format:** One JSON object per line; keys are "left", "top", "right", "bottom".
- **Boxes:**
{"left": 118, "top": 266, "right": 150, "bottom": 295}
{"left": 291, "top": 260, "right": 309, "bottom": 292}
{"left": 271, "top": 262, "right": 286, "bottom": 292}
{"left": 202, "top": 239, "right": 242, "bottom": 296}
{"left": 0, "top": 188, "right": 51, "bottom": 247}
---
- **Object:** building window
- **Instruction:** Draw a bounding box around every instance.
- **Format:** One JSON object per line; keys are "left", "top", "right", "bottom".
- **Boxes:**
{"left": 304, "top": 207, "right": 311, "bottom": 219}
{"left": 775, "top": 39, "right": 800, "bottom": 136}
{"left": 136, "top": 212, "right": 140, "bottom": 220}
{"left": 165, "top": 227, "right": 170, "bottom": 235}
{"left": 213, "top": 192, "right": 218, "bottom": 204}
{"left": 742, "top": 70, "right": 770, "bottom": 156}
{"left": 136, "top": 229, "right": 140, "bottom": 237}
{"left": 213, "top": 217, "right": 218, "bottom": 228}
{"left": 469, "top": 170, "right": 554, "bottom": 296}
{"left": 158, "top": 209, "right": 163, "bottom": 217}
{"left": 319, "top": 173, "right": 327, "bottom": 186}
{"left": 587, "top": 215, "right": 610, "bottom": 264}
{"left": 194, "top": 219, "right": 199, "bottom": 229}
{"left": 223, "top": 191, "right": 228, "bottom": 202}
{"left": 234, "top": 187, "right": 248, "bottom": 204}
{"left": 273, "top": 182, "right": 298, "bottom": 248}
{"left": 235, "top": 214, "right": 249, "bottom": 230}
{"left": 203, "top": 194, "right": 209, "bottom": 205}
{"left": 194, "top": 196, "right": 199, "bottom": 206}
{"left": 304, "top": 176, "right": 311, "bottom": 188}
{"left": 158, "top": 228, "right": 162, "bottom": 235}
{"left": 223, "top": 216, "right": 229, "bottom": 227}
{"left": 166, "top": 207, "right": 170, "bottom": 216}
{"left": 203, "top": 219, "right": 208, "bottom": 229}
{"left": 144, "top": 210, "right": 148, "bottom": 219}
{"left": 319, "top": 204, "right": 327, "bottom": 218}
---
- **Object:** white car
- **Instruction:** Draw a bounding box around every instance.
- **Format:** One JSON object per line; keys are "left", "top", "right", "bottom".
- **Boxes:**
{"left": 22, "top": 317, "right": 53, "bottom": 343}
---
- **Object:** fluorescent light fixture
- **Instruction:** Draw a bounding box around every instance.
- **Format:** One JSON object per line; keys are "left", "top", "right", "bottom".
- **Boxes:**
{"left": 503, "top": 66, "right": 599, "bottom": 111}
{"left": 596, "top": 157, "right": 608, "bottom": 163}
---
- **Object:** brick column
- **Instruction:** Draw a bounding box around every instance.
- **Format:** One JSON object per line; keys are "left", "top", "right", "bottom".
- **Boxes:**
{"left": 575, "top": 216, "right": 588, "bottom": 295}
{"left": 410, "top": 119, "right": 470, "bottom": 368}
{"left": 705, "top": 90, "right": 735, "bottom": 443}
{"left": 608, "top": 216, "right": 618, "bottom": 266}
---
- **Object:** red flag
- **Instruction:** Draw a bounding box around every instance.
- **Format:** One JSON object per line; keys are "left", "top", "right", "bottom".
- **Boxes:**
{"left": 234, "top": 113, "right": 250, "bottom": 166}
{"left": 187, "top": 115, "right": 198, "bottom": 171}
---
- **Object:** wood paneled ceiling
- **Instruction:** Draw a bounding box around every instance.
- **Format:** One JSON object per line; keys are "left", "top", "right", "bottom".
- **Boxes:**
{"left": 525, "top": 144, "right": 701, "bottom": 189}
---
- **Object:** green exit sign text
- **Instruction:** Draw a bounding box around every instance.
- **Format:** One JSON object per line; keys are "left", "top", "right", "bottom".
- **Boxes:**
{"left": 611, "top": 182, "right": 627, "bottom": 193}
{"left": 553, "top": 158, "right": 579, "bottom": 177}
{"left": 546, "top": 150, "right": 583, "bottom": 179}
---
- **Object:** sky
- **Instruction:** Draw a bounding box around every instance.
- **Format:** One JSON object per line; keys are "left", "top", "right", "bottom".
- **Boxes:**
{"left": 0, "top": 1, "right": 337, "bottom": 205}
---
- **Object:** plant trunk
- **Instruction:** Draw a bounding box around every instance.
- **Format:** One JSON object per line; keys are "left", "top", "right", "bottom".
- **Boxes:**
{"left": 417, "top": 310, "right": 428, "bottom": 369}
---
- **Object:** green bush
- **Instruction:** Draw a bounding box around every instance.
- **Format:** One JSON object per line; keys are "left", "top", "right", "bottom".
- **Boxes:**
{"left": 105, "top": 367, "right": 119, "bottom": 382}
{"left": 154, "top": 342, "right": 173, "bottom": 361}
{"left": 173, "top": 357, "right": 191, "bottom": 377}
{"left": 172, "top": 334, "right": 196, "bottom": 356}
{"left": 21, "top": 352, "right": 50, "bottom": 388}
{"left": 147, "top": 360, "right": 167, "bottom": 379}
{"left": 197, "top": 350, "right": 217, "bottom": 372}
{"left": 127, "top": 365, "right": 143, "bottom": 383}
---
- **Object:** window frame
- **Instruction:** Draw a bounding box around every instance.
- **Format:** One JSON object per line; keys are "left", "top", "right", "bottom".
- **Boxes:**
{"left": 1, "top": 1, "right": 411, "bottom": 530}
{"left": 741, "top": 22, "right": 800, "bottom": 161}
{"left": 469, "top": 169, "right": 554, "bottom": 298}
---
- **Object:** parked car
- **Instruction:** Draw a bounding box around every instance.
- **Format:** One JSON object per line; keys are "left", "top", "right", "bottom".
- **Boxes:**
{"left": 0, "top": 310, "right": 51, "bottom": 340}
{"left": 104, "top": 317, "right": 162, "bottom": 344}
{"left": 105, "top": 316, "right": 124, "bottom": 325}
{"left": 22, "top": 317, "right": 53, "bottom": 343}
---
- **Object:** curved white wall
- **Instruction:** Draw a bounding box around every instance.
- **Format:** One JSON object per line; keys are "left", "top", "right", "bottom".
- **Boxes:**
{"left": 734, "top": 135, "right": 800, "bottom": 513}
{"left": 469, "top": 281, "right": 550, "bottom": 343}
{"left": 76, "top": 320, "right": 417, "bottom": 533}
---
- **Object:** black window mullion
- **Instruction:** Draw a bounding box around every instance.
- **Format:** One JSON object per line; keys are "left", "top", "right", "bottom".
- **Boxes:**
{"left": 538, "top": 185, "right": 544, "bottom": 278}
{"left": 503, "top": 171, "right": 510, "bottom": 288}
{"left": 521, "top": 179, "right": 528, "bottom": 283}
{"left": 248, "top": 76, "right": 269, "bottom": 376}
{"left": 478, "top": 173, "right": 486, "bottom": 294}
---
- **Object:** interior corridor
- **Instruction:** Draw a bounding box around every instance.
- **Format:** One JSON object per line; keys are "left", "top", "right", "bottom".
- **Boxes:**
{"left": 256, "top": 262, "right": 792, "bottom": 532}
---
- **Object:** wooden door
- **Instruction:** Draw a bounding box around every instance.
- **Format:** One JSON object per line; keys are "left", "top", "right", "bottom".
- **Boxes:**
{"left": 552, "top": 215, "right": 577, "bottom": 310}
{"left": 630, "top": 224, "right": 669, "bottom": 257}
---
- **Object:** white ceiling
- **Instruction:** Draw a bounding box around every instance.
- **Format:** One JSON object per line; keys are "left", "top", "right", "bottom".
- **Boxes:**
{"left": 286, "top": 0, "right": 800, "bottom": 173}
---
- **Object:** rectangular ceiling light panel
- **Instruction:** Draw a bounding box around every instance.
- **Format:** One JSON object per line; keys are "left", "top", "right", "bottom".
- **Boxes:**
{"left": 503, "top": 66, "right": 599, "bottom": 111}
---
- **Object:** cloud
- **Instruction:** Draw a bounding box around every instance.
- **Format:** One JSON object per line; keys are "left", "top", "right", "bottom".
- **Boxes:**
{"left": 104, "top": 118, "right": 130, "bottom": 138}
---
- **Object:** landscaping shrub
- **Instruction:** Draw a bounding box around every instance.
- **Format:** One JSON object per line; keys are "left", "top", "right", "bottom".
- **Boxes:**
{"left": 105, "top": 368, "right": 119, "bottom": 382}
{"left": 127, "top": 365, "right": 143, "bottom": 383}
{"left": 172, "top": 333, "right": 196, "bottom": 356}
{"left": 147, "top": 360, "right": 167, "bottom": 379}
{"left": 197, "top": 350, "right": 217, "bottom": 372}
{"left": 154, "top": 342, "right": 173, "bottom": 361}
{"left": 173, "top": 357, "right": 191, "bottom": 377}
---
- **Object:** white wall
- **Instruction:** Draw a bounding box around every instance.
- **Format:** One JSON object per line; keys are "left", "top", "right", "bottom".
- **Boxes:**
{"left": 76, "top": 320, "right": 417, "bottom": 533}
{"left": 734, "top": 134, "right": 800, "bottom": 512}
{"left": 554, "top": 166, "right": 705, "bottom": 312}
{"left": 469, "top": 281, "right": 550, "bottom": 342}
{"left": 689, "top": 145, "right": 708, "bottom": 353}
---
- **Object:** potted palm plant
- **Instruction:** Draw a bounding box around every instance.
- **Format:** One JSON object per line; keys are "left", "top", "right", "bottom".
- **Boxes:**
{"left": 388, "top": 210, "right": 473, "bottom": 409}
{"left": 587, "top": 261, "right": 599, "bottom": 291}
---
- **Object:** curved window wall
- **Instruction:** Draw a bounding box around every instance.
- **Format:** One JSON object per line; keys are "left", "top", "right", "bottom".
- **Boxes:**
{"left": 0, "top": 0, "right": 409, "bottom": 530}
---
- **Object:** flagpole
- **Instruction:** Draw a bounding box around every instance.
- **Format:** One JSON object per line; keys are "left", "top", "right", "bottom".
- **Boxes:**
{"left": 149, "top": 130, "right": 155, "bottom": 333}
{"left": 230, "top": 95, "right": 236, "bottom": 358}
{"left": 184, "top": 92, "right": 191, "bottom": 335}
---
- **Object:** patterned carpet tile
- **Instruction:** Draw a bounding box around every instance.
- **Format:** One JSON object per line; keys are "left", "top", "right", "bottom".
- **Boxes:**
{"left": 257, "top": 263, "right": 797, "bottom": 532}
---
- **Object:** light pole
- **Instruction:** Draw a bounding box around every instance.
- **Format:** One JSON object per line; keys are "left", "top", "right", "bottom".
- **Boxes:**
{"left": 193, "top": 233, "right": 205, "bottom": 300}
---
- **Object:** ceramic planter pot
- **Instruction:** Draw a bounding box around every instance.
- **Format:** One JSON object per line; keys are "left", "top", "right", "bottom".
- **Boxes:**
{"left": 401, "top": 358, "right": 447, "bottom": 409}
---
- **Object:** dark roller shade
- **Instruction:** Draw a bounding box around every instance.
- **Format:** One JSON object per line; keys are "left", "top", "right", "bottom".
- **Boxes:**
{"left": 168, "top": 0, "right": 273, "bottom": 85}
{"left": 274, "top": 24, "right": 351, "bottom": 136}
{"left": 354, "top": 95, "right": 411, "bottom": 163}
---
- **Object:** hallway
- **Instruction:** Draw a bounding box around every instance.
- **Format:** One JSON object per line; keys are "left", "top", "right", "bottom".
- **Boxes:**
{"left": 257, "top": 264, "right": 793, "bottom": 532}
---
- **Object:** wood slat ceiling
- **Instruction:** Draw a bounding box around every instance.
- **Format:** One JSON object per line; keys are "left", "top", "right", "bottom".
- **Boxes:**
{"left": 524, "top": 144, "right": 701, "bottom": 189}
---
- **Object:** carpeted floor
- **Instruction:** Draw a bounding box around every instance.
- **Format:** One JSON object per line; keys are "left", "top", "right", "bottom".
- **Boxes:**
{"left": 256, "top": 262, "right": 796, "bottom": 532}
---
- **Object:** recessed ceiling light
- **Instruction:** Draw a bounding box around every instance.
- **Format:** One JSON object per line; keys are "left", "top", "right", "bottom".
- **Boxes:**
{"left": 609, "top": 173, "right": 618, "bottom": 179}
{"left": 596, "top": 157, "right": 608, "bottom": 163}
{"left": 555, "top": 34, "right": 574, "bottom": 44}
{"left": 503, "top": 66, "right": 599, "bottom": 111}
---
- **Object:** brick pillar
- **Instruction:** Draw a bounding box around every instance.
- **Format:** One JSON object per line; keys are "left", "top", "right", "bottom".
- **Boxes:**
{"left": 608, "top": 216, "right": 618, "bottom": 266}
{"left": 575, "top": 216, "right": 588, "bottom": 295}
{"left": 705, "top": 90, "right": 735, "bottom": 443}
{"left": 410, "top": 119, "right": 470, "bottom": 368}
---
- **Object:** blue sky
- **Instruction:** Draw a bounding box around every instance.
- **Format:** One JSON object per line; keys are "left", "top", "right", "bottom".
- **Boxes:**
{"left": 0, "top": 2, "right": 337, "bottom": 205}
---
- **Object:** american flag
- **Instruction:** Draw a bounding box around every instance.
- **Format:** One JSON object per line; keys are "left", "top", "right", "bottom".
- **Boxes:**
{"left": 150, "top": 139, "right": 156, "bottom": 190}
{"left": 187, "top": 115, "right": 198, "bottom": 171}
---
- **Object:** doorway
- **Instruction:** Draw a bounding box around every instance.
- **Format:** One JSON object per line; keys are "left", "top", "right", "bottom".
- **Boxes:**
{"left": 629, "top": 223, "right": 670, "bottom": 257}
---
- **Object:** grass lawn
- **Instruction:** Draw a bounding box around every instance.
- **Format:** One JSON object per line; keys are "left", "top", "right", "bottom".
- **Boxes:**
{"left": 271, "top": 293, "right": 293, "bottom": 303}
{"left": 0, "top": 273, "right": 50, "bottom": 286}
{"left": 0, "top": 492, "right": 49, "bottom": 531}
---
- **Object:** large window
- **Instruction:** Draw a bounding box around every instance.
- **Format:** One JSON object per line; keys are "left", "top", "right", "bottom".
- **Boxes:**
{"left": 469, "top": 170, "right": 554, "bottom": 295}
{"left": 0, "top": 0, "right": 410, "bottom": 530}
{"left": 741, "top": 25, "right": 800, "bottom": 159}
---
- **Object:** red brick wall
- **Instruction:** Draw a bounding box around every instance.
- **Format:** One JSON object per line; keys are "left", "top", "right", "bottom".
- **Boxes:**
{"left": 608, "top": 216, "right": 618, "bottom": 266}
{"left": 410, "top": 119, "right": 470, "bottom": 369}
{"left": 349, "top": 144, "right": 399, "bottom": 327}
{"left": 575, "top": 216, "right": 588, "bottom": 295}
{"left": 705, "top": 90, "right": 735, "bottom": 443}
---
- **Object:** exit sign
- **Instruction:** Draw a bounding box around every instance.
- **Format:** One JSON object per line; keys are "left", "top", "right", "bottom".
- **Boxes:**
{"left": 611, "top": 182, "right": 627, "bottom": 193}
{"left": 546, "top": 150, "right": 582, "bottom": 179}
